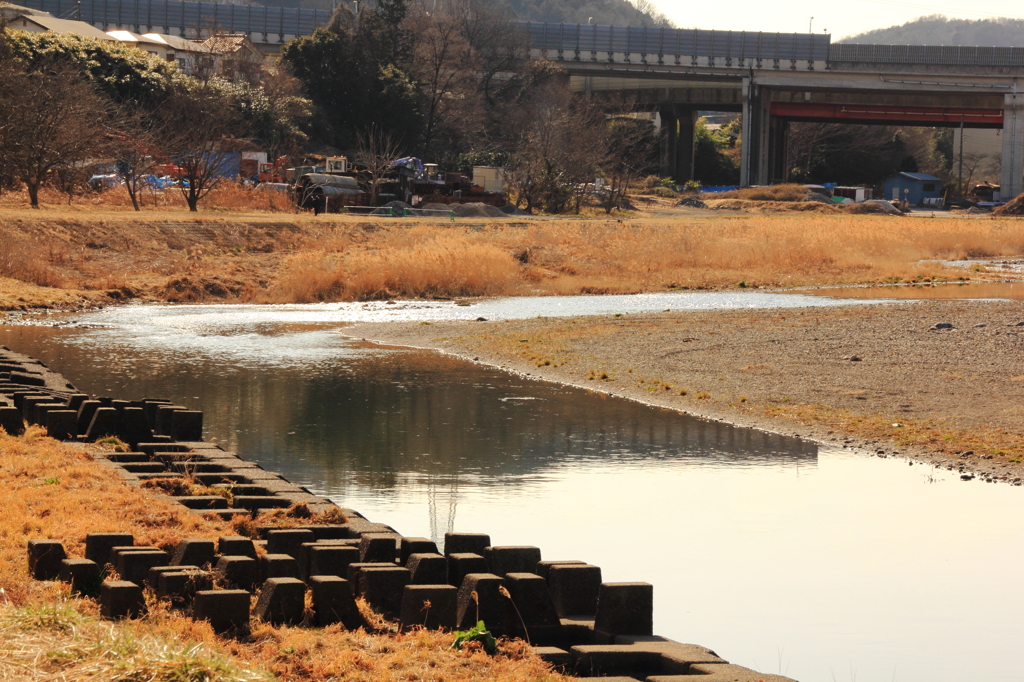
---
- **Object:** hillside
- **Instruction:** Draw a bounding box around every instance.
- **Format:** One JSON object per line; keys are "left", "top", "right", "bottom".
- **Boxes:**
{"left": 840, "top": 14, "right": 1024, "bottom": 46}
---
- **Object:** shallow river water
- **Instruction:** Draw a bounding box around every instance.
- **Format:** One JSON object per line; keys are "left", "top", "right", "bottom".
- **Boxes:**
{"left": 3, "top": 296, "right": 1024, "bottom": 682}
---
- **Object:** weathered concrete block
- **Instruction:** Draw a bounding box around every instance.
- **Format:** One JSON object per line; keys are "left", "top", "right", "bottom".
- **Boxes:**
{"left": 171, "top": 410, "right": 203, "bottom": 441}
{"left": 215, "top": 555, "right": 259, "bottom": 591}
{"left": 358, "top": 566, "right": 410, "bottom": 619}
{"left": 537, "top": 560, "right": 587, "bottom": 580}
{"left": 85, "top": 532, "right": 134, "bottom": 566}
{"left": 172, "top": 496, "right": 228, "bottom": 510}
{"left": 346, "top": 562, "right": 395, "bottom": 592}
{"left": 549, "top": 564, "right": 602, "bottom": 618}
{"left": 455, "top": 573, "right": 505, "bottom": 633}
{"left": 407, "top": 553, "right": 448, "bottom": 585}
{"left": 303, "top": 524, "right": 352, "bottom": 541}
{"left": 533, "top": 646, "right": 571, "bottom": 671}
{"left": 193, "top": 589, "right": 250, "bottom": 633}
{"left": 502, "top": 572, "right": 561, "bottom": 639}
{"left": 400, "top": 537, "right": 439, "bottom": 565}
{"left": 218, "top": 536, "right": 257, "bottom": 558}
{"left": 594, "top": 583, "right": 653, "bottom": 637}
{"left": 158, "top": 569, "right": 212, "bottom": 606}
{"left": 308, "top": 575, "right": 366, "bottom": 629}
{"left": 447, "top": 553, "right": 489, "bottom": 588}
{"left": 27, "top": 539, "right": 66, "bottom": 580}
{"left": 141, "top": 399, "right": 172, "bottom": 428}
{"left": 659, "top": 662, "right": 797, "bottom": 682}
{"left": 154, "top": 405, "right": 186, "bottom": 436}
{"left": 45, "top": 410, "right": 77, "bottom": 440}
{"left": 260, "top": 554, "right": 299, "bottom": 582}
{"left": 265, "top": 529, "right": 315, "bottom": 558}
{"left": 0, "top": 405, "right": 25, "bottom": 436}
{"left": 359, "top": 533, "right": 399, "bottom": 563}
{"left": 444, "top": 532, "right": 490, "bottom": 557}
{"left": 117, "top": 407, "right": 152, "bottom": 447}
{"left": 100, "top": 580, "right": 145, "bottom": 619}
{"left": 86, "top": 407, "right": 119, "bottom": 440}
{"left": 76, "top": 400, "right": 102, "bottom": 434}
{"left": 595, "top": 636, "right": 727, "bottom": 675}
{"left": 307, "top": 545, "right": 360, "bottom": 580}
{"left": 147, "top": 564, "right": 199, "bottom": 589}
{"left": 66, "top": 394, "right": 88, "bottom": 413}
{"left": 21, "top": 396, "right": 49, "bottom": 420}
{"left": 485, "top": 546, "right": 542, "bottom": 577}
{"left": 59, "top": 558, "right": 101, "bottom": 596}
{"left": 171, "top": 539, "right": 216, "bottom": 567}
{"left": 399, "top": 584, "right": 457, "bottom": 631}
{"left": 32, "top": 402, "right": 65, "bottom": 426}
{"left": 115, "top": 549, "right": 169, "bottom": 585}
{"left": 254, "top": 577, "right": 306, "bottom": 625}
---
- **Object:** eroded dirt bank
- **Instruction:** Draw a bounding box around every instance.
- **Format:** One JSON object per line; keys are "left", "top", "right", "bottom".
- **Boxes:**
{"left": 346, "top": 299, "right": 1024, "bottom": 482}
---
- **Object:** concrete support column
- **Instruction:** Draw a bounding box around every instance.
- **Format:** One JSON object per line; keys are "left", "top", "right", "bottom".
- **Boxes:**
{"left": 1001, "top": 89, "right": 1024, "bottom": 200}
{"left": 767, "top": 117, "right": 789, "bottom": 183}
{"left": 675, "top": 109, "right": 698, "bottom": 183}
{"left": 740, "top": 80, "right": 773, "bottom": 186}
{"left": 659, "top": 107, "right": 678, "bottom": 181}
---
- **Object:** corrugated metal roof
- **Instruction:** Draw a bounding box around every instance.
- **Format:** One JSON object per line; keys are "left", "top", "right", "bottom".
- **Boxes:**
{"left": 898, "top": 172, "right": 942, "bottom": 182}
{"left": 15, "top": 14, "right": 114, "bottom": 40}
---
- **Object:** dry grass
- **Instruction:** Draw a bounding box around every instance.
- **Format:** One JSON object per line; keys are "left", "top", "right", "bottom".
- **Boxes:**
{"left": 0, "top": 182, "right": 297, "bottom": 213}
{"left": 2, "top": 209, "right": 1024, "bottom": 308}
{"left": 0, "top": 427, "right": 565, "bottom": 681}
{"left": 708, "top": 184, "right": 813, "bottom": 202}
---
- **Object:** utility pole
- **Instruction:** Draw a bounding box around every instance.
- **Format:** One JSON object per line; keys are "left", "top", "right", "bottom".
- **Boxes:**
{"left": 809, "top": 17, "right": 813, "bottom": 33}
{"left": 957, "top": 117, "right": 965, "bottom": 204}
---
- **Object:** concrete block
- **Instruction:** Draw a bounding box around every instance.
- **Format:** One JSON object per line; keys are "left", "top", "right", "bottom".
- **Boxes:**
{"left": 303, "top": 524, "right": 352, "bottom": 540}
{"left": 254, "top": 577, "right": 306, "bottom": 625}
{"left": 400, "top": 537, "right": 439, "bottom": 565}
{"left": 594, "top": 583, "right": 653, "bottom": 637}
{"left": 9, "top": 371, "right": 44, "bottom": 386}
{"left": 346, "top": 562, "right": 395, "bottom": 591}
{"left": 171, "top": 410, "right": 203, "bottom": 441}
{"left": 21, "top": 396, "right": 49, "bottom": 420}
{"left": 447, "top": 553, "right": 488, "bottom": 588}
{"left": 193, "top": 589, "right": 250, "bottom": 633}
{"left": 45, "top": 410, "right": 77, "bottom": 440}
{"left": 358, "top": 566, "right": 410, "bottom": 619}
{"left": 654, "top": 663, "right": 797, "bottom": 682}
{"left": 484, "top": 546, "right": 542, "bottom": 577}
{"left": 399, "top": 584, "right": 457, "bottom": 631}
{"left": 502, "top": 572, "right": 561, "bottom": 636}
{"left": 0, "top": 405, "right": 25, "bottom": 436}
{"left": 215, "top": 555, "right": 259, "bottom": 591}
{"left": 147, "top": 564, "right": 199, "bottom": 589}
{"left": 610, "top": 636, "right": 726, "bottom": 674}
{"left": 155, "top": 405, "right": 186, "bottom": 436}
{"left": 141, "top": 399, "right": 172, "bottom": 428}
{"left": 306, "top": 545, "right": 360, "bottom": 580}
{"left": 100, "top": 580, "right": 145, "bottom": 619}
{"left": 444, "top": 532, "right": 490, "bottom": 557}
{"left": 158, "top": 569, "right": 212, "bottom": 606}
{"left": 260, "top": 554, "right": 299, "bottom": 582}
{"left": 549, "top": 564, "right": 602, "bottom": 618}
{"left": 407, "top": 553, "right": 448, "bottom": 585}
{"left": 232, "top": 496, "right": 291, "bottom": 512}
{"left": 85, "top": 532, "right": 134, "bottom": 565}
{"left": 115, "top": 549, "right": 169, "bottom": 585}
{"left": 171, "top": 539, "right": 216, "bottom": 567}
{"left": 218, "top": 536, "right": 257, "bottom": 558}
{"left": 533, "top": 646, "right": 571, "bottom": 671}
{"left": 308, "top": 576, "right": 366, "bottom": 629}
{"left": 171, "top": 496, "right": 228, "bottom": 510}
{"left": 27, "top": 539, "right": 66, "bottom": 580}
{"left": 117, "top": 407, "right": 152, "bottom": 447}
{"left": 66, "top": 394, "right": 88, "bottom": 413}
{"left": 265, "top": 529, "right": 315, "bottom": 558}
{"left": 359, "top": 533, "right": 400, "bottom": 564}
{"left": 86, "top": 407, "right": 119, "bottom": 440}
{"left": 32, "top": 402, "right": 65, "bottom": 426}
{"left": 76, "top": 400, "right": 101, "bottom": 434}
{"left": 59, "top": 558, "right": 101, "bottom": 596}
{"left": 536, "top": 560, "right": 587, "bottom": 580}
{"left": 455, "top": 573, "right": 505, "bottom": 634}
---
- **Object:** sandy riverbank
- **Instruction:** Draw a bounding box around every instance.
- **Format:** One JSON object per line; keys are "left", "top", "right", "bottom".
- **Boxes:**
{"left": 346, "top": 298, "right": 1024, "bottom": 482}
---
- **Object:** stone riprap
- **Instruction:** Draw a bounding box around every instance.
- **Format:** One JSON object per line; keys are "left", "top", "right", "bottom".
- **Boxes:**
{"left": 10, "top": 346, "right": 796, "bottom": 682}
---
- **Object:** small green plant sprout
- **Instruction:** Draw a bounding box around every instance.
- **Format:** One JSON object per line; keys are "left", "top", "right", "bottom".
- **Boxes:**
{"left": 737, "top": 281, "right": 747, "bottom": 288}
{"left": 450, "top": 620, "right": 497, "bottom": 654}
{"left": 37, "top": 476, "right": 60, "bottom": 486}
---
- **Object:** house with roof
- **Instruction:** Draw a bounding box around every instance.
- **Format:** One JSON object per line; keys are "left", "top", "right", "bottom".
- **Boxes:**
{"left": 883, "top": 172, "right": 944, "bottom": 206}
{"left": 5, "top": 10, "right": 116, "bottom": 42}
{"left": 105, "top": 29, "right": 171, "bottom": 59}
{"left": 199, "top": 33, "right": 265, "bottom": 81}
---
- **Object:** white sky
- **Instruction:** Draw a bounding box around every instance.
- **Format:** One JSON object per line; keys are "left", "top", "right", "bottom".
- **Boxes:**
{"left": 652, "top": 0, "right": 1024, "bottom": 42}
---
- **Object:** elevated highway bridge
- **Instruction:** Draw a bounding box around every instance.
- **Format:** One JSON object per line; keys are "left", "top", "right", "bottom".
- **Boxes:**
{"left": 523, "top": 23, "right": 1024, "bottom": 196}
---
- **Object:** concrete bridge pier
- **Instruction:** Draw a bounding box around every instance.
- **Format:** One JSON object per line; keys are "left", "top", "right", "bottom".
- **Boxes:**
{"left": 1001, "top": 91, "right": 1024, "bottom": 201}
{"left": 659, "top": 106, "right": 698, "bottom": 183}
{"left": 740, "top": 79, "right": 772, "bottom": 187}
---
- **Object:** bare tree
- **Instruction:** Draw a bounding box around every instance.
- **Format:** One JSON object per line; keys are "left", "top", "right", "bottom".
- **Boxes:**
{"left": 599, "top": 115, "right": 657, "bottom": 213}
{"left": 0, "top": 60, "right": 111, "bottom": 208}
{"left": 355, "top": 125, "right": 402, "bottom": 205}
{"left": 159, "top": 83, "right": 242, "bottom": 212}
{"left": 110, "top": 112, "right": 164, "bottom": 211}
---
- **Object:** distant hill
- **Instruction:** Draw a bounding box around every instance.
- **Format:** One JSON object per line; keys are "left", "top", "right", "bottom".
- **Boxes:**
{"left": 839, "top": 14, "right": 1024, "bottom": 46}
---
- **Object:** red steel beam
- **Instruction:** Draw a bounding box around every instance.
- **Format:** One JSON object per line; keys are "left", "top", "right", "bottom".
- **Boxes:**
{"left": 770, "top": 101, "right": 1003, "bottom": 127}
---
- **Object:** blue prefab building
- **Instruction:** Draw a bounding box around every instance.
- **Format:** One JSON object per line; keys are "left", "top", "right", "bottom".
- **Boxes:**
{"left": 883, "top": 172, "right": 943, "bottom": 205}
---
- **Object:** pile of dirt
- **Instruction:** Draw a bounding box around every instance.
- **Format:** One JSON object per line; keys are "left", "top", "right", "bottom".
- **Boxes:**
{"left": 805, "top": 192, "right": 833, "bottom": 204}
{"left": 993, "top": 193, "right": 1024, "bottom": 216}
{"left": 450, "top": 202, "right": 507, "bottom": 218}
{"left": 676, "top": 197, "right": 709, "bottom": 209}
{"left": 499, "top": 204, "right": 530, "bottom": 215}
{"left": 371, "top": 200, "right": 412, "bottom": 216}
{"left": 845, "top": 200, "right": 903, "bottom": 216}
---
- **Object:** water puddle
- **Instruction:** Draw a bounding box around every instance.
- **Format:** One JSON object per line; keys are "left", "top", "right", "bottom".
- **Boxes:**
{"left": 2, "top": 310, "right": 1023, "bottom": 682}
{"left": 808, "top": 281, "right": 1024, "bottom": 301}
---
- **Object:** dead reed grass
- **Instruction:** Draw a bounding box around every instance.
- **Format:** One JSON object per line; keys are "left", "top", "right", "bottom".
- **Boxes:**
{"left": 707, "top": 184, "right": 812, "bottom": 202}
{"left": 0, "top": 181, "right": 297, "bottom": 213}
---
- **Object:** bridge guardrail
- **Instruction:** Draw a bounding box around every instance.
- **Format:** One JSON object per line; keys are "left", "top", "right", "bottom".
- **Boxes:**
{"left": 829, "top": 43, "right": 1024, "bottom": 67}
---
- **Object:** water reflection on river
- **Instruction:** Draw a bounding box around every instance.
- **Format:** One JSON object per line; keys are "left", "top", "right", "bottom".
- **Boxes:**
{"left": 2, "top": 305, "right": 1022, "bottom": 682}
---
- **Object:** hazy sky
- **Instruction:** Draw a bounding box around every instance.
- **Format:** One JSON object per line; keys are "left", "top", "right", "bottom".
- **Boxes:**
{"left": 652, "top": 0, "right": 1023, "bottom": 41}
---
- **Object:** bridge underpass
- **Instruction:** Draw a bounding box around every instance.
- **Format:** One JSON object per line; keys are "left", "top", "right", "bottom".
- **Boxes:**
{"left": 529, "top": 23, "right": 1024, "bottom": 197}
